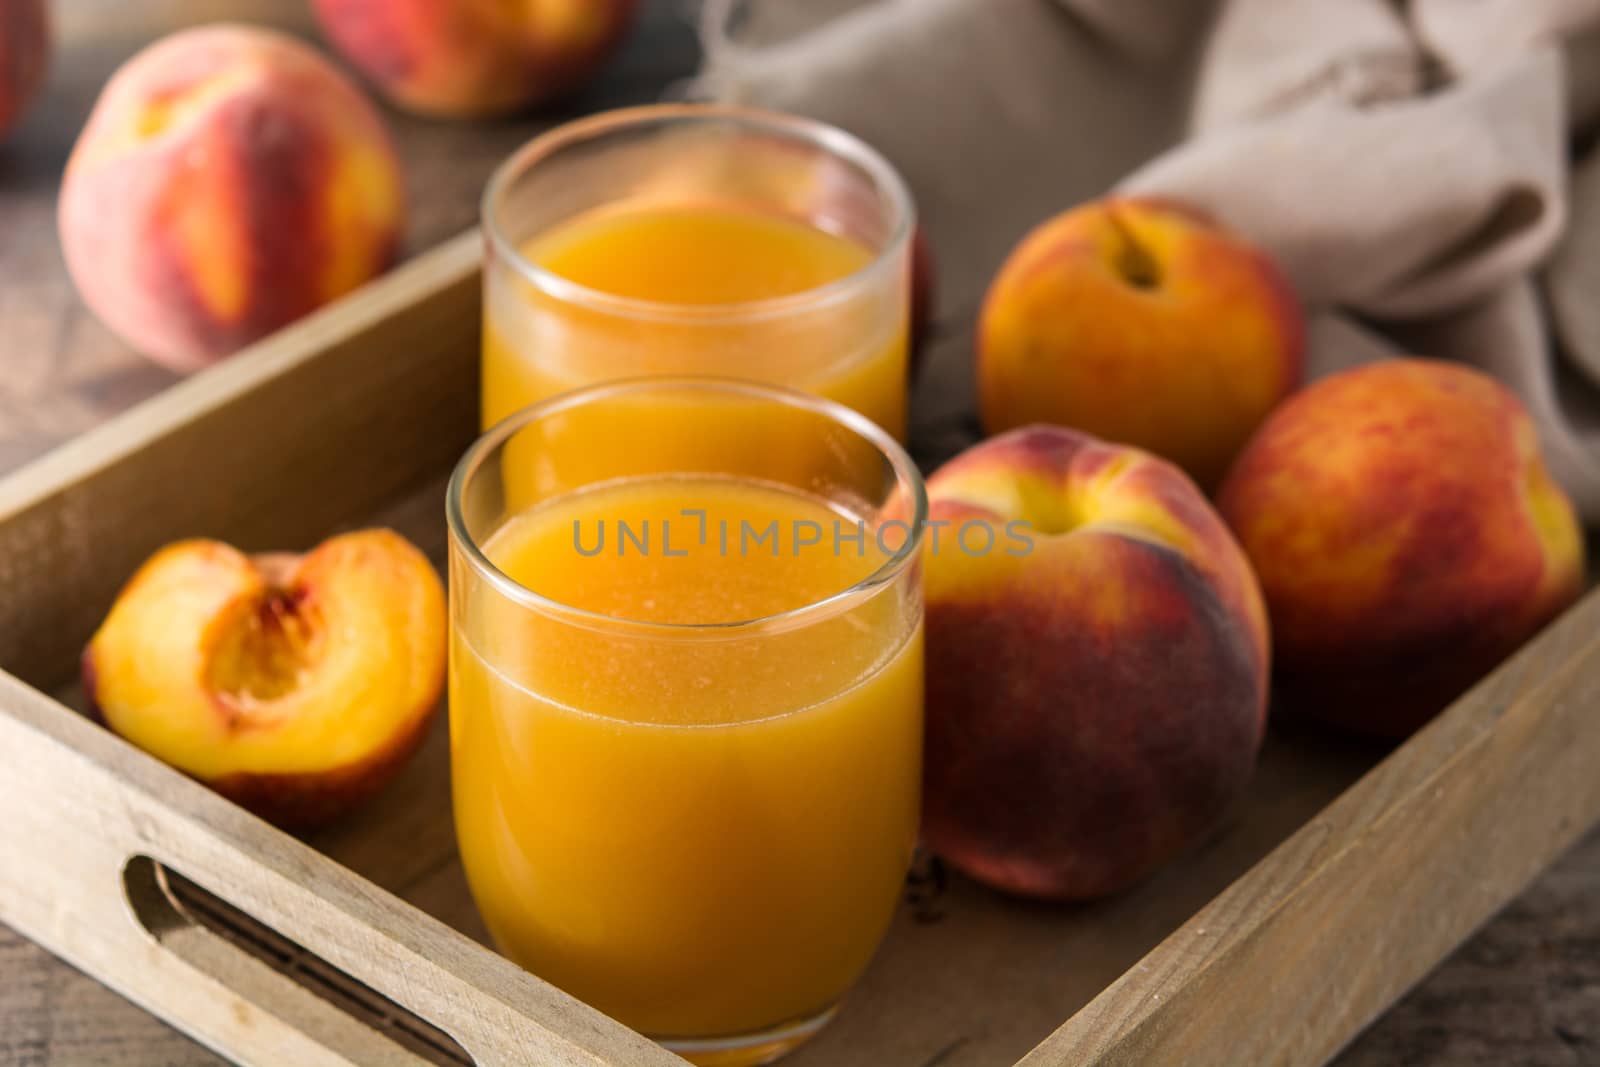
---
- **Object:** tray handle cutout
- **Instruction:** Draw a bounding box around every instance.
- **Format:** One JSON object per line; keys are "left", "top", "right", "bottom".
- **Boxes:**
{"left": 124, "top": 854, "right": 476, "bottom": 1067}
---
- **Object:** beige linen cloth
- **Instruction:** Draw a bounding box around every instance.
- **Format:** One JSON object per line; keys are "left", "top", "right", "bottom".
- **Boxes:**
{"left": 695, "top": 0, "right": 1600, "bottom": 521}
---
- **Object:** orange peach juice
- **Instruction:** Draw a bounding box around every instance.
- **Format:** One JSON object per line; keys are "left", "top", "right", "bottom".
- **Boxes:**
{"left": 449, "top": 475, "right": 923, "bottom": 1045}
{"left": 482, "top": 202, "right": 910, "bottom": 438}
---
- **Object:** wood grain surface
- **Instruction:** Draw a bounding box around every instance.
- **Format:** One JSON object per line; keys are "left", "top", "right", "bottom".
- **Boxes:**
{"left": 0, "top": 2, "right": 1595, "bottom": 1066}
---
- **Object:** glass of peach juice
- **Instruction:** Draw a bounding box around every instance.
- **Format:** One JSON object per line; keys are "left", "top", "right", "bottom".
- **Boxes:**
{"left": 446, "top": 379, "right": 926, "bottom": 1064}
{"left": 480, "top": 104, "right": 913, "bottom": 440}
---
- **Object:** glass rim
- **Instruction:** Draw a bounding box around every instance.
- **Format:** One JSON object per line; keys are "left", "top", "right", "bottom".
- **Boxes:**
{"left": 445, "top": 376, "right": 928, "bottom": 638}
{"left": 480, "top": 103, "right": 916, "bottom": 326}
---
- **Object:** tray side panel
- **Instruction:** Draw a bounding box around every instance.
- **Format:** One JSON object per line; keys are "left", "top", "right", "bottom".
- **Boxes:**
{"left": 1023, "top": 586, "right": 1600, "bottom": 1067}
{"left": 0, "top": 231, "right": 482, "bottom": 691}
{"left": 0, "top": 672, "right": 685, "bottom": 1067}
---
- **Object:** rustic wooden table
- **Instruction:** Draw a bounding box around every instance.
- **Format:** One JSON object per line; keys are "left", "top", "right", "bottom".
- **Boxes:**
{"left": 1, "top": 2, "right": 1595, "bottom": 1065}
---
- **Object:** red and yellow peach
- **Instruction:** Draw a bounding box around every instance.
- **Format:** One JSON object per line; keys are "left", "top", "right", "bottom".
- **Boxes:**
{"left": 312, "top": 0, "right": 639, "bottom": 117}
{"left": 978, "top": 197, "right": 1304, "bottom": 490}
{"left": 919, "top": 426, "right": 1269, "bottom": 899}
{"left": 1218, "top": 359, "right": 1585, "bottom": 738}
{"left": 59, "top": 25, "right": 404, "bottom": 371}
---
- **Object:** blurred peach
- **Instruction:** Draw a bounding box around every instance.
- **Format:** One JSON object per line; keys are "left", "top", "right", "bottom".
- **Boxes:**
{"left": 312, "top": 0, "right": 639, "bottom": 117}
{"left": 59, "top": 24, "right": 404, "bottom": 370}
{"left": 909, "top": 225, "right": 935, "bottom": 376}
{"left": 0, "top": 0, "right": 49, "bottom": 139}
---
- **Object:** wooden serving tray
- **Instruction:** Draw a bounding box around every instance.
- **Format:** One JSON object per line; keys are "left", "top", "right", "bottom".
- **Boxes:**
{"left": 2, "top": 230, "right": 1598, "bottom": 1067}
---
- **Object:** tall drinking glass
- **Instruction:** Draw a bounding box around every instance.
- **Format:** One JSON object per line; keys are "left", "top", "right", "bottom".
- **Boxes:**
{"left": 447, "top": 378, "right": 926, "bottom": 1065}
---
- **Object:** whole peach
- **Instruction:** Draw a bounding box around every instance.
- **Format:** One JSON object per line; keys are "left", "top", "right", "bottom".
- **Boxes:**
{"left": 312, "top": 0, "right": 639, "bottom": 118}
{"left": 0, "top": 0, "right": 48, "bottom": 139}
{"left": 59, "top": 25, "right": 404, "bottom": 371}
{"left": 921, "top": 426, "right": 1269, "bottom": 900}
{"left": 909, "top": 225, "right": 935, "bottom": 377}
{"left": 978, "top": 198, "right": 1304, "bottom": 490}
{"left": 1218, "top": 359, "right": 1584, "bottom": 738}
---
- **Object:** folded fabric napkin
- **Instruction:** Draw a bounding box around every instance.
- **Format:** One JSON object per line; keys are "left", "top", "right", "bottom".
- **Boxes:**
{"left": 697, "top": 0, "right": 1600, "bottom": 519}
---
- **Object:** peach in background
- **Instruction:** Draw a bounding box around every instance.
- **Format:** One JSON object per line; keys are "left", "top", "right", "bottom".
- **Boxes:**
{"left": 0, "top": 0, "right": 48, "bottom": 139}
{"left": 59, "top": 24, "right": 404, "bottom": 371}
{"left": 313, "top": 0, "right": 639, "bottom": 117}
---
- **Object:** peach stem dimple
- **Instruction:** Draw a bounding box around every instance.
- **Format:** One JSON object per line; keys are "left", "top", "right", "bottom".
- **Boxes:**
{"left": 1104, "top": 205, "right": 1162, "bottom": 291}
{"left": 1017, "top": 478, "right": 1083, "bottom": 537}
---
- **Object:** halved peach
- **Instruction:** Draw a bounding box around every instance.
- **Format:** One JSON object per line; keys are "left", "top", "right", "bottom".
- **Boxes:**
{"left": 83, "top": 529, "right": 445, "bottom": 830}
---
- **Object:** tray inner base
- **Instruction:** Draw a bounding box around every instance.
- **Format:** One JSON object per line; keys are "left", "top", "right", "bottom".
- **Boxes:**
{"left": 51, "top": 468, "right": 1384, "bottom": 1067}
